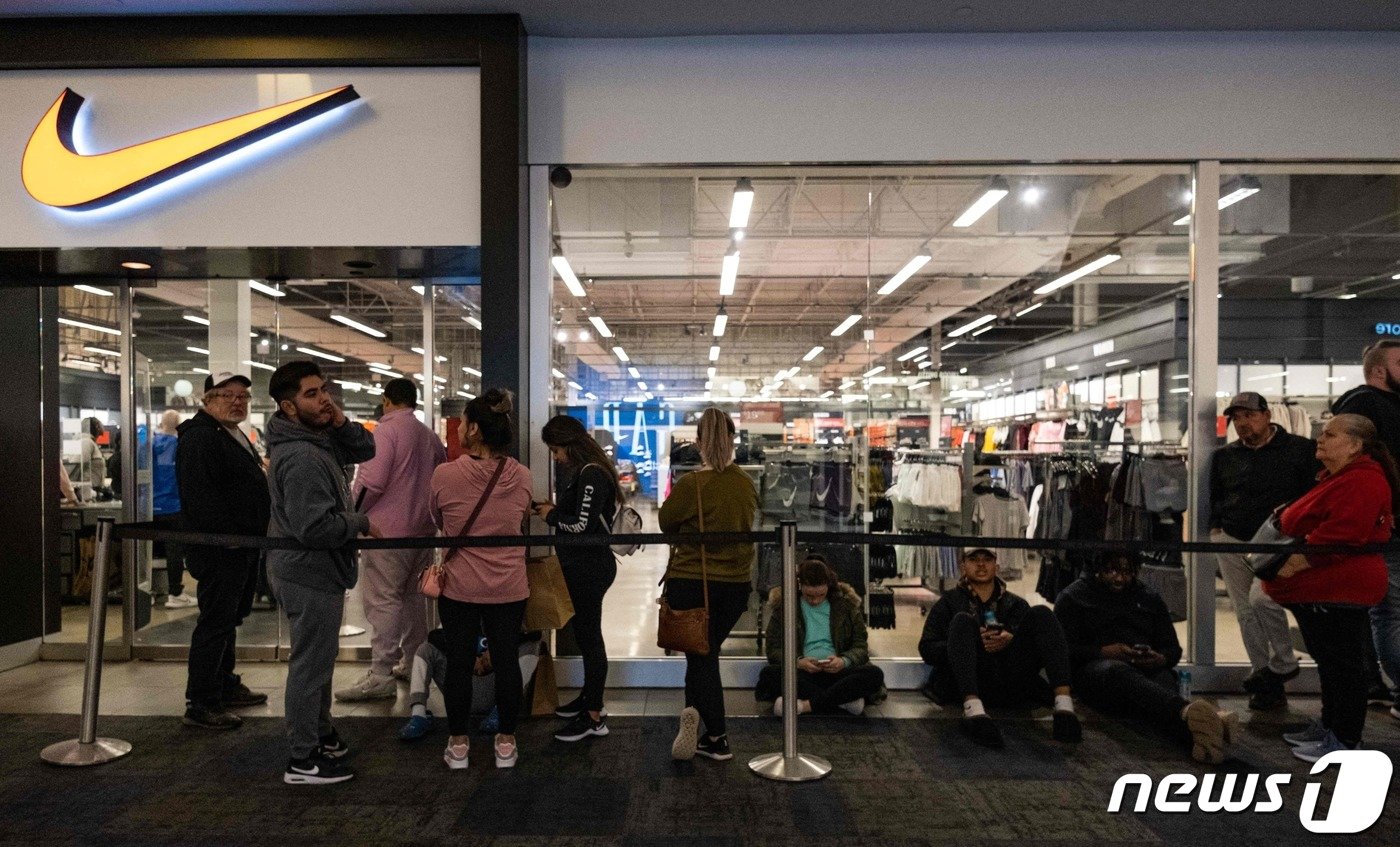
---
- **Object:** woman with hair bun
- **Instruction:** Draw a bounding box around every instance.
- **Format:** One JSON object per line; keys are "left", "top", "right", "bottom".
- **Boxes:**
{"left": 430, "top": 389, "right": 534, "bottom": 771}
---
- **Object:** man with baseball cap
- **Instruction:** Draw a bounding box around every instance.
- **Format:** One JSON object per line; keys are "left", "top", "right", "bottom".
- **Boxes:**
{"left": 175, "top": 370, "right": 271, "bottom": 730}
{"left": 1209, "top": 392, "right": 1316, "bottom": 710}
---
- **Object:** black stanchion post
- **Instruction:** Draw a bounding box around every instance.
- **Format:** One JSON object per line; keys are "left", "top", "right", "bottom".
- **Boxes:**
{"left": 41, "top": 517, "right": 132, "bottom": 766}
{"left": 749, "top": 520, "right": 831, "bottom": 782}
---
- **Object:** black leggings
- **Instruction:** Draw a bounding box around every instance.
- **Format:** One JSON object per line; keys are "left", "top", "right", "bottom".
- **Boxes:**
{"left": 439, "top": 596, "right": 527, "bottom": 736}
{"left": 1289, "top": 603, "right": 1373, "bottom": 747}
{"left": 561, "top": 556, "right": 617, "bottom": 713}
{"left": 755, "top": 664, "right": 885, "bottom": 711}
{"left": 932, "top": 607, "right": 1072, "bottom": 706}
{"left": 665, "top": 578, "right": 751, "bottom": 738}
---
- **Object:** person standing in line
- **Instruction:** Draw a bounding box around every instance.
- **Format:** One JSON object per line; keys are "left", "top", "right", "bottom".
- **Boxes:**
{"left": 1333, "top": 340, "right": 1400, "bottom": 718}
{"left": 534, "top": 415, "right": 622, "bottom": 743}
{"left": 1264, "top": 414, "right": 1396, "bottom": 761}
{"left": 431, "top": 389, "right": 534, "bottom": 771}
{"left": 659, "top": 407, "right": 758, "bottom": 763}
{"left": 1209, "top": 392, "right": 1315, "bottom": 710}
{"left": 153, "top": 410, "right": 195, "bottom": 609}
{"left": 265, "top": 361, "right": 378, "bottom": 785}
{"left": 175, "top": 372, "right": 271, "bottom": 731}
{"left": 79, "top": 416, "right": 108, "bottom": 497}
{"left": 337, "top": 378, "right": 447, "bottom": 702}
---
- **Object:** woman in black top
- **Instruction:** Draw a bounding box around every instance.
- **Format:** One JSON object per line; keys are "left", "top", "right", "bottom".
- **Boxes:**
{"left": 534, "top": 415, "right": 623, "bottom": 743}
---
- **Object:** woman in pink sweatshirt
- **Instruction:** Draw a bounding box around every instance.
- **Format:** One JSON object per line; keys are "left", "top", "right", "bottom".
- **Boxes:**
{"left": 430, "top": 389, "right": 533, "bottom": 771}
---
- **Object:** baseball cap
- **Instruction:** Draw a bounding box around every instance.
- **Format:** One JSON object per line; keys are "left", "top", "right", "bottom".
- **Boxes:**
{"left": 1223, "top": 391, "right": 1268, "bottom": 417}
{"left": 962, "top": 547, "right": 997, "bottom": 561}
{"left": 204, "top": 371, "right": 252, "bottom": 393}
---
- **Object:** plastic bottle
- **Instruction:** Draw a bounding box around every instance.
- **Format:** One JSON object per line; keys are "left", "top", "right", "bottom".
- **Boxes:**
{"left": 1178, "top": 668, "right": 1193, "bottom": 700}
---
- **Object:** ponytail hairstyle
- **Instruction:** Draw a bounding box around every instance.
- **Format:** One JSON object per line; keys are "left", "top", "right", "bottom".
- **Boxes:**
{"left": 1329, "top": 413, "right": 1400, "bottom": 515}
{"left": 696, "top": 407, "right": 736, "bottom": 471}
{"left": 462, "top": 388, "right": 515, "bottom": 454}
{"left": 541, "top": 415, "right": 625, "bottom": 504}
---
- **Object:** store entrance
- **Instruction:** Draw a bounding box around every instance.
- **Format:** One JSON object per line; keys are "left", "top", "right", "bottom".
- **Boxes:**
{"left": 19, "top": 245, "right": 480, "bottom": 662}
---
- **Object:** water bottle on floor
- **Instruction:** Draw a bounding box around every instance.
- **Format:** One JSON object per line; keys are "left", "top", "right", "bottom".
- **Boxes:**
{"left": 1178, "top": 668, "right": 1193, "bottom": 700}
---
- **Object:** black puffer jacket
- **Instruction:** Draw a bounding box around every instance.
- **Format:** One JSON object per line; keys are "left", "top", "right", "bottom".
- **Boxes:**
{"left": 175, "top": 410, "right": 270, "bottom": 542}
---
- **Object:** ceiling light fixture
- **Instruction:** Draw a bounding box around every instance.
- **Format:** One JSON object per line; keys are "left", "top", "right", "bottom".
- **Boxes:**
{"left": 911, "top": 380, "right": 930, "bottom": 390}
{"left": 568, "top": 381, "right": 583, "bottom": 391}
{"left": 971, "top": 324, "right": 996, "bottom": 337}
{"left": 1016, "top": 302, "right": 1044, "bottom": 317}
{"left": 411, "top": 284, "right": 426, "bottom": 296}
{"left": 1034, "top": 253, "right": 1122, "bottom": 295}
{"left": 628, "top": 366, "right": 641, "bottom": 378}
{"left": 83, "top": 345, "right": 120, "bottom": 357}
{"left": 877, "top": 249, "right": 932, "bottom": 296}
{"left": 370, "top": 366, "right": 404, "bottom": 378}
{"left": 73, "top": 284, "right": 113, "bottom": 297}
{"left": 952, "top": 177, "right": 1009, "bottom": 228}
{"left": 918, "top": 360, "right": 934, "bottom": 370}
{"left": 58, "top": 316, "right": 121, "bottom": 336}
{"left": 729, "top": 178, "right": 754, "bottom": 229}
{"left": 588, "top": 314, "right": 614, "bottom": 338}
{"left": 464, "top": 315, "right": 482, "bottom": 330}
{"left": 1064, "top": 365, "right": 1080, "bottom": 372}
{"left": 551, "top": 368, "right": 567, "bottom": 380}
{"left": 249, "top": 279, "right": 285, "bottom": 298}
{"left": 1020, "top": 184, "right": 1043, "bottom": 206}
{"left": 410, "top": 346, "right": 448, "bottom": 363}
{"left": 897, "top": 346, "right": 928, "bottom": 362}
{"left": 186, "top": 345, "right": 209, "bottom": 355}
{"left": 707, "top": 366, "right": 717, "bottom": 378}
{"left": 637, "top": 381, "right": 648, "bottom": 391}
{"left": 864, "top": 366, "right": 886, "bottom": 378}
{"left": 831, "top": 314, "right": 862, "bottom": 336}
{"left": 462, "top": 366, "right": 482, "bottom": 377}
{"left": 719, "top": 247, "right": 740, "bottom": 297}
{"left": 120, "top": 261, "right": 151, "bottom": 270}
{"left": 940, "top": 341, "right": 958, "bottom": 351}
{"left": 612, "top": 346, "right": 630, "bottom": 362}
{"left": 192, "top": 367, "right": 210, "bottom": 375}
{"left": 330, "top": 313, "right": 387, "bottom": 338}
{"left": 803, "top": 346, "right": 824, "bottom": 362}
{"left": 552, "top": 252, "right": 586, "bottom": 298}
{"left": 712, "top": 304, "right": 728, "bottom": 337}
{"left": 578, "top": 328, "right": 591, "bottom": 342}
{"left": 244, "top": 360, "right": 275, "bottom": 372}
{"left": 182, "top": 313, "right": 210, "bottom": 326}
{"left": 948, "top": 314, "right": 996, "bottom": 337}
{"left": 709, "top": 345, "right": 721, "bottom": 362}
{"left": 296, "top": 346, "right": 345, "bottom": 363}
{"left": 1174, "top": 175, "right": 1262, "bottom": 225}
{"left": 1105, "top": 359, "right": 1131, "bottom": 368}
{"left": 1337, "top": 293, "right": 1358, "bottom": 300}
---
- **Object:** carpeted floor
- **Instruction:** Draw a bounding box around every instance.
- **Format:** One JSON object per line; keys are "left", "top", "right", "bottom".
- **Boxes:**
{"left": 1, "top": 710, "right": 1396, "bottom": 846}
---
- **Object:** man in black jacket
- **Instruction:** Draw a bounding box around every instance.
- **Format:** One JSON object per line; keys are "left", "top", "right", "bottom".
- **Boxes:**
{"left": 918, "top": 549, "right": 1081, "bottom": 748}
{"left": 175, "top": 371, "right": 271, "bottom": 730}
{"left": 1209, "top": 392, "right": 1314, "bottom": 710}
{"left": 1055, "top": 555, "right": 1238, "bottom": 764}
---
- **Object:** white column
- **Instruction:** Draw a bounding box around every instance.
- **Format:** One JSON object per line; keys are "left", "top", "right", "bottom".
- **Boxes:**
{"left": 1187, "top": 161, "right": 1221, "bottom": 667}
{"left": 526, "top": 166, "right": 553, "bottom": 487}
{"left": 207, "top": 280, "right": 251, "bottom": 382}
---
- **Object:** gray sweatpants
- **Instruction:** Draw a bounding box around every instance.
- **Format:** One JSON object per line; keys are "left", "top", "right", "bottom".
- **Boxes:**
{"left": 1213, "top": 529, "right": 1299, "bottom": 676}
{"left": 409, "top": 639, "right": 496, "bottom": 713}
{"left": 274, "top": 577, "right": 343, "bottom": 760}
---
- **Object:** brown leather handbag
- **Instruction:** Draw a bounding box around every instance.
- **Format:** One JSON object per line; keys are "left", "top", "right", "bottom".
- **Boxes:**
{"left": 656, "top": 472, "right": 711, "bottom": 655}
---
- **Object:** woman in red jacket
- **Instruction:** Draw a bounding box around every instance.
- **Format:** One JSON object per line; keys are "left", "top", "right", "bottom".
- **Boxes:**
{"left": 1264, "top": 413, "right": 1396, "bottom": 762}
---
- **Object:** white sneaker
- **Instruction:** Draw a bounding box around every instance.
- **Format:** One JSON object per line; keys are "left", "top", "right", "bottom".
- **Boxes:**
{"left": 494, "top": 736, "right": 518, "bottom": 769}
{"left": 773, "top": 697, "right": 784, "bottom": 717}
{"left": 444, "top": 742, "right": 469, "bottom": 770}
{"left": 839, "top": 698, "right": 866, "bottom": 716}
{"left": 672, "top": 706, "right": 700, "bottom": 761}
{"left": 164, "top": 593, "right": 197, "bottom": 609}
{"left": 334, "top": 672, "right": 397, "bottom": 702}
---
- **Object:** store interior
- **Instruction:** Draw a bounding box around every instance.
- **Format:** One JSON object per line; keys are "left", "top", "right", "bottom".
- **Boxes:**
{"left": 35, "top": 163, "right": 1400, "bottom": 679}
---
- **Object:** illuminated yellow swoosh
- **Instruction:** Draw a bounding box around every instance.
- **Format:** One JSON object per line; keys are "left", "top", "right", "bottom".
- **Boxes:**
{"left": 22, "top": 84, "right": 359, "bottom": 210}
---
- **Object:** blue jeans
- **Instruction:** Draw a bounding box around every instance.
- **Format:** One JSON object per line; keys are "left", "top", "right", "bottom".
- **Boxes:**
{"left": 1371, "top": 552, "right": 1400, "bottom": 697}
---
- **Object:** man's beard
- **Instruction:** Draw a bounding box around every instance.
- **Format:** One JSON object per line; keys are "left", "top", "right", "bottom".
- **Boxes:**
{"left": 1385, "top": 373, "right": 1400, "bottom": 394}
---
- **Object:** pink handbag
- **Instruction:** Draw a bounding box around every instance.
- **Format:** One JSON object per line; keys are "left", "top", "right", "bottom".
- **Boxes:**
{"left": 419, "top": 457, "right": 507, "bottom": 598}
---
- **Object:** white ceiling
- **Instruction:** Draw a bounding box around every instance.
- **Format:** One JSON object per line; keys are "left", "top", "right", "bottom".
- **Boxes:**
{"left": 5, "top": 1, "right": 1399, "bottom": 36}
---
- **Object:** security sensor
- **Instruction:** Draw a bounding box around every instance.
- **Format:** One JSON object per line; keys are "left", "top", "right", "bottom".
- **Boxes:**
{"left": 550, "top": 166, "right": 573, "bottom": 188}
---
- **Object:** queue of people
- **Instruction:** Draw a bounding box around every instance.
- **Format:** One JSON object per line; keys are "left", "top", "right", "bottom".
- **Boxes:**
{"left": 165, "top": 355, "right": 1400, "bottom": 786}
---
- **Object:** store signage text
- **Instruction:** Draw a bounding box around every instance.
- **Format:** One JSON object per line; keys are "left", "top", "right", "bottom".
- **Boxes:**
{"left": 1375, "top": 323, "right": 1400, "bottom": 337}
{"left": 22, "top": 84, "right": 360, "bottom": 210}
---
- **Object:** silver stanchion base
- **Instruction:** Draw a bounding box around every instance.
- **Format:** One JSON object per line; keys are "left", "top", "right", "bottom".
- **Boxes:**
{"left": 41, "top": 738, "right": 132, "bottom": 767}
{"left": 748, "top": 752, "right": 832, "bottom": 782}
{"left": 338, "top": 625, "right": 366, "bottom": 637}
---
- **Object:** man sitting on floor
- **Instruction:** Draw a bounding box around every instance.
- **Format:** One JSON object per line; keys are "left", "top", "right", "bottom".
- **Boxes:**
{"left": 756, "top": 556, "right": 885, "bottom": 716}
{"left": 918, "top": 547, "right": 1082, "bottom": 748}
{"left": 1054, "top": 553, "right": 1239, "bottom": 764}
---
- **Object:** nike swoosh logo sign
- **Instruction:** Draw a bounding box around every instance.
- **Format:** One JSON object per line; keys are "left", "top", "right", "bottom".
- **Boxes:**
{"left": 22, "top": 84, "right": 360, "bottom": 210}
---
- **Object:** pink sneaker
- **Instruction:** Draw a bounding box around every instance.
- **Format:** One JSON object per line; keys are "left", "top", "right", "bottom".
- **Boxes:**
{"left": 494, "top": 735, "right": 518, "bottom": 769}
{"left": 443, "top": 742, "right": 469, "bottom": 770}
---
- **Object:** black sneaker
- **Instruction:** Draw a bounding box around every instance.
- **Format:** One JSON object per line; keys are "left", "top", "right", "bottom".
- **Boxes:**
{"left": 695, "top": 734, "right": 733, "bottom": 761}
{"left": 223, "top": 683, "right": 269, "bottom": 709}
{"left": 555, "top": 696, "right": 586, "bottom": 719}
{"left": 1051, "top": 711, "right": 1082, "bottom": 743}
{"left": 1248, "top": 688, "right": 1287, "bottom": 711}
{"left": 1241, "top": 667, "right": 1270, "bottom": 695}
{"left": 284, "top": 754, "right": 355, "bottom": 785}
{"left": 318, "top": 729, "right": 349, "bottom": 759}
{"left": 961, "top": 716, "right": 1004, "bottom": 749}
{"left": 554, "top": 712, "right": 609, "bottom": 742}
{"left": 182, "top": 705, "right": 243, "bottom": 730}
{"left": 1367, "top": 684, "right": 1395, "bottom": 708}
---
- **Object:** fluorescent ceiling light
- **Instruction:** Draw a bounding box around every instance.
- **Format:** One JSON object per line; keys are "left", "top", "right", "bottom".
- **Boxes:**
{"left": 729, "top": 178, "right": 754, "bottom": 229}
{"left": 464, "top": 315, "right": 482, "bottom": 330}
{"left": 552, "top": 254, "right": 586, "bottom": 298}
{"left": 73, "top": 284, "right": 113, "bottom": 297}
{"left": 1174, "top": 176, "right": 1261, "bottom": 225}
{"left": 1016, "top": 302, "right": 1044, "bottom": 317}
{"left": 864, "top": 366, "right": 886, "bottom": 378}
{"left": 411, "top": 284, "right": 425, "bottom": 296}
{"left": 1171, "top": 374, "right": 1191, "bottom": 380}
{"left": 83, "top": 345, "right": 119, "bottom": 357}
{"left": 637, "top": 381, "right": 649, "bottom": 391}
{"left": 192, "top": 367, "right": 210, "bottom": 374}
{"left": 803, "top": 346, "right": 824, "bottom": 362}
{"left": 918, "top": 360, "right": 934, "bottom": 370}
{"left": 709, "top": 345, "right": 721, "bottom": 362}
{"left": 584, "top": 392, "right": 598, "bottom": 400}
{"left": 952, "top": 177, "right": 1009, "bottom": 228}
{"left": 249, "top": 279, "right": 285, "bottom": 298}
{"left": 334, "top": 380, "right": 364, "bottom": 392}
{"left": 296, "top": 346, "right": 345, "bottom": 363}
{"left": 612, "top": 346, "right": 630, "bottom": 362}
{"left": 1169, "top": 387, "right": 1190, "bottom": 394}
{"left": 911, "top": 381, "right": 930, "bottom": 390}
{"left": 1034, "top": 253, "right": 1122, "bottom": 295}
{"left": 820, "top": 390, "right": 835, "bottom": 399}
{"left": 712, "top": 307, "right": 728, "bottom": 337}
{"left": 551, "top": 368, "right": 567, "bottom": 380}
{"left": 707, "top": 366, "right": 717, "bottom": 378}
{"left": 183, "top": 314, "right": 210, "bottom": 326}
{"left": 370, "top": 362, "right": 391, "bottom": 369}
{"left": 410, "top": 346, "right": 448, "bottom": 363}
{"left": 568, "top": 381, "right": 583, "bottom": 391}
{"left": 330, "top": 313, "right": 386, "bottom": 338}
{"left": 971, "top": 324, "right": 995, "bottom": 337}
{"left": 462, "top": 366, "right": 482, "bottom": 377}
{"left": 1337, "top": 293, "right": 1358, "bottom": 300}
{"left": 719, "top": 250, "right": 740, "bottom": 297}
{"left": 370, "top": 366, "right": 403, "bottom": 378}
{"left": 627, "top": 366, "right": 641, "bottom": 378}
{"left": 1392, "top": 273, "right": 1400, "bottom": 281}
{"left": 940, "top": 341, "right": 958, "bottom": 351}
{"left": 897, "top": 346, "right": 928, "bottom": 362}
{"left": 877, "top": 252, "right": 932, "bottom": 297}
{"left": 244, "top": 360, "right": 275, "bottom": 372}
{"left": 839, "top": 379, "right": 856, "bottom": 390}
{"left": 1104, "top": 359, "right": 1131, "bottom": 368}
{"left": 58, "top": 316, "right": 121, "bottom": 336}
{"left": 948, "top": 314, "right": 996, "bottom": 337}
{"left": 186, "top": 346, "right": 209, "bottom": 355}
{"left": 588, "top": 315, "right": 613, "bottom": 338}
{"left": 457, "top": 390, "right": 473, "bottom": 398}
{"left": 831, "top": 314, "right": 862, "bottom": 336}
{"left": 1064, "top": 365, "right": 1080, "bottom": 372}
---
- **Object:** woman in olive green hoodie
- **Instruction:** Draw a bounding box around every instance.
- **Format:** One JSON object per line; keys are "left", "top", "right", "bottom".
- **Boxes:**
{"left": 659, "top": 408, "right": 757, "bottom": 763}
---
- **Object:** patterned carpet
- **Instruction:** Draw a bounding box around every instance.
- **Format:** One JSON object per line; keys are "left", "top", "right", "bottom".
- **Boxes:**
{"left": 1, "top": 709, "right": 1396, "bottom": 846}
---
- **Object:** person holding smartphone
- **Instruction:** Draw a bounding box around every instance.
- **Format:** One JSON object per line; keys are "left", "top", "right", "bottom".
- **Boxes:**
{"left": 756, "top": 556, "right": 884, "bottom": 716}
{"left": 919, "top": 548, "right": 1081, "bottom": 748}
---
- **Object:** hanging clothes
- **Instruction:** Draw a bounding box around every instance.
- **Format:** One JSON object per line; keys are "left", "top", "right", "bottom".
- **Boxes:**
{"left": 972, "top": 488, "right": 1031, "bottom": 579}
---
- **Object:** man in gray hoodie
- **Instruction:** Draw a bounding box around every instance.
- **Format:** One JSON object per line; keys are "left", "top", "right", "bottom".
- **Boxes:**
{"left": 265, "top": 360, "right": 377, "bottom": 785}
